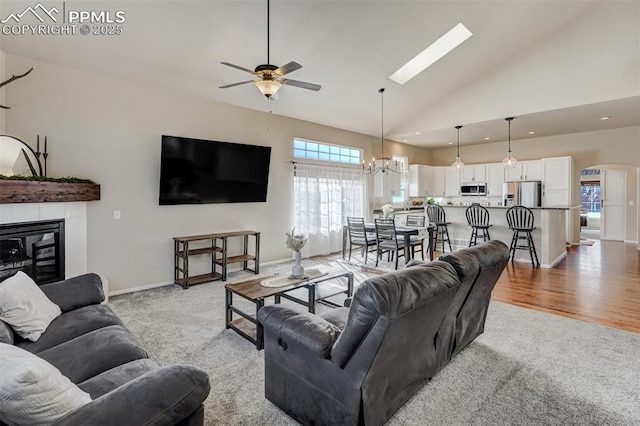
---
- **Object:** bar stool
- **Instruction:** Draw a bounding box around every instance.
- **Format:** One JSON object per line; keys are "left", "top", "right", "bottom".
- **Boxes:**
{"left": 426, "top": 204, "right": 452, "bottom": 253}
{"left": 465, "top": 204, "right": 492, "bottom": 246}
{"left": 506, "top": 206, "right": 540, "bottom": 267}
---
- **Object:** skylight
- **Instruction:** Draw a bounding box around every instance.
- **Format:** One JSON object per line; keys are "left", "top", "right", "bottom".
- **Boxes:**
{"left": 389, "top": 23, "right": 473, "bottom": 85}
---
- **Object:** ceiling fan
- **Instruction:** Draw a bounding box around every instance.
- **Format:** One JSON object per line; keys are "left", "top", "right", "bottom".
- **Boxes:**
{"left": 219, "top": 0, "right": 321, "bottom": 99}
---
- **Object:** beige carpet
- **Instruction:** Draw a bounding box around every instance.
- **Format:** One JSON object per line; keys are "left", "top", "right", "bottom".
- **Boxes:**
{"left": 109, "top": 260, "right": 640, "bottom": 425}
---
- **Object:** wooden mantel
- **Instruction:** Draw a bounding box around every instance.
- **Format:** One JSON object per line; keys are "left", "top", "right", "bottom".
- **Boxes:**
{"left": 0, "top": 180, "right": 100, "bottom": 203}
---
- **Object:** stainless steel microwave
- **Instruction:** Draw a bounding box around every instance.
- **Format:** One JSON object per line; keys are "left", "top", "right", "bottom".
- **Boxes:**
{"left": 460, "top": 183, "right": 487, "bottom": 196}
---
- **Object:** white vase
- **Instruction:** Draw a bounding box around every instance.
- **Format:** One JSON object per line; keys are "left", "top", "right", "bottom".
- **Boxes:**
{"left": 291, "top": 251, "right": 305, "bottom": 278}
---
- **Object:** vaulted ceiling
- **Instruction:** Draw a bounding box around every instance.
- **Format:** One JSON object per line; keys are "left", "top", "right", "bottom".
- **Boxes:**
{"left": 1, "top": 0, "right": 638, "bottom": 147}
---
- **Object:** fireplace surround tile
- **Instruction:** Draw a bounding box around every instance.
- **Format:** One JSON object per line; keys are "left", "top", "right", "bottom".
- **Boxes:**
{"left": 0, "top": 203, "right": 87, "bottom": 280}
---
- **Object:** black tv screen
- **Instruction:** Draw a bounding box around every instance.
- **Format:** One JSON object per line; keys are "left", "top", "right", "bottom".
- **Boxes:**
{"left": 159, "top": 135, "right": 271, "bottom": 205}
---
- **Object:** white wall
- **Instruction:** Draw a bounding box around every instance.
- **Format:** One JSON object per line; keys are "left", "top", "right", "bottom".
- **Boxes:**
{"left": 4, "top": 54, "right": 430, "bottom": 293}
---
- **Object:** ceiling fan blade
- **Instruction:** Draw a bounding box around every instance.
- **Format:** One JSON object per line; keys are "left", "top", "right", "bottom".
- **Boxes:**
{"left": 282, "top": 79, "right": 321, "bottom": 91}
{"left": 274, "top": 61, "right": 302, "bottom": 76}
{"left": 219, "top": 80, "right": 255, "bottom": 89}
{"left": 220, "top": 62, "right": 257, "bottom": 75}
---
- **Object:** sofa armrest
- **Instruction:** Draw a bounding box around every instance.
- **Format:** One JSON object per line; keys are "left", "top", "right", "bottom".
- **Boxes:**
{"left": 55, "top": 364, "right": 210, "bottom": 426}
{"left": 258, "top": 305, "right": 340, "bottom": 359}
{"left": 40, "top": 274, "right": 105, "bottom": 312}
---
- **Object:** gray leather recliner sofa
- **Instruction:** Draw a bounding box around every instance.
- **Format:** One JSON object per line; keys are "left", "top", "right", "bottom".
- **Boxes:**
{"left": 258, "top": 240, "right": 509, "bottom": 426}
{"left": 0, "top": 273, "right": 210, "bottom": 425}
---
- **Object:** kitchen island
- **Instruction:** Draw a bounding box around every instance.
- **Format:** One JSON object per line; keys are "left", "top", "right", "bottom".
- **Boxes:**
{"left": 436, "top": 205, "right": 577, "bottom": 268}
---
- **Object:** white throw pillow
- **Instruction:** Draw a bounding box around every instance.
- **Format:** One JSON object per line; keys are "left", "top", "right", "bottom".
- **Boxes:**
{"left": 0, "top": 343, "right": 92, "bottom": 425}
{"left": 0, "top": 271, "right": 62, "bottom": 341}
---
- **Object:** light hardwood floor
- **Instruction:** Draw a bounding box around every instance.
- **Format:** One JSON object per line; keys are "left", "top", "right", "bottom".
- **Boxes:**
{"left": 326, "top": 240, "right": 640, "bottom": 333}
{"left": 490, "top": 240, "right": 640, "bottom": 333}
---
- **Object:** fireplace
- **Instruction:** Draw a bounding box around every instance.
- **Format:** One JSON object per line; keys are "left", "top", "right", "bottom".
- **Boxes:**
{"left": 0, "top": 219, "right": 65, "bottom": 285}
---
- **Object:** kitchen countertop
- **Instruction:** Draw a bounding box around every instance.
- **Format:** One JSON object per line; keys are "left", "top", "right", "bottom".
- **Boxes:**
{"left": 438, "top": 204, "right": 579, "bottom": 210}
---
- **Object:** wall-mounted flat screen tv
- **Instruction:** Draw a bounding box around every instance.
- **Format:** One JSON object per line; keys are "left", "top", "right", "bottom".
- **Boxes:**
{"left": 159, "top": 135, "right": 271, "bottom": 205}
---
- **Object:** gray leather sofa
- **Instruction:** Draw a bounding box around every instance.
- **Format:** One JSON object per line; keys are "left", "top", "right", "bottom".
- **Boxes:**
{"left": 0, "top": 273, "right": 210, "bottom": 425}
{"left": 258, "top": 240, "right": 509, "bottom": 426}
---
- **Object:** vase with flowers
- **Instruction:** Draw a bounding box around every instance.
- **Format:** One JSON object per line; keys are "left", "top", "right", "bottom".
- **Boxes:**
{"left": 285, "top": 228, "right": 308, "bottom": 278}
{"left": 381, "top": 204, "right": 395, "bottom": 219}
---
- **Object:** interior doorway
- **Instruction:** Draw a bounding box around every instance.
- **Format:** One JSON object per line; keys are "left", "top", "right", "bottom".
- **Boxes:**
{"left": 580, "top": 166, "right": 630, "bottom": 243}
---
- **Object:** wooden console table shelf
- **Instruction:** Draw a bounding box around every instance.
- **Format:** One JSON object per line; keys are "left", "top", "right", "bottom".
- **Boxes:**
{"left": 173, "top": 230, "right": 260, "bottom": 289}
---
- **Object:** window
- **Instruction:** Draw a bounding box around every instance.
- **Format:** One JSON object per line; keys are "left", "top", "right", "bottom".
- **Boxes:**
{"left": 293, "top": 138, "right": 362, "bottom": 165}
{"left": 392, "top": 155, "right": 408, "bottom": 204}
{"left": 580, "top": 183, "right": 601, "bottom": 213}
{"left": 293, "top": 163, "right": 365, "bottom": 256}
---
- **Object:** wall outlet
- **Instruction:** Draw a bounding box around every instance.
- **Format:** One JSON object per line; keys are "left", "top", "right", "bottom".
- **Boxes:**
{"left": 113, "top": 210, "right": 121, "bottom": 220}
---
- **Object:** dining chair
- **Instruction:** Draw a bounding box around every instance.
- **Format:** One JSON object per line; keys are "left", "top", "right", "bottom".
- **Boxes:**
{"left": 374, "top": 218, "right": 406, "bottom": 270}
{"left": 506, "top": 206, "right": 540, "bottom": 267}
{"left": 426, "top": 204, "right": 452, "bottom": 253}
{"left": 346, "top": 217, "right": 377, "bottom": 263}
{"left": 465, "top": 204, "right": 492, "bottom": 246}
{"left": 405, "top": 214, "right": 426, "bottom": 260}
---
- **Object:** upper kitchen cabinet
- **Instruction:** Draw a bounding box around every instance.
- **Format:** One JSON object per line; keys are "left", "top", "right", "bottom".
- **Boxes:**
{"left": 485, "top": 163, "right": 505, "bottom": 197}
{"left": 431, "top": 166, "right": 446, "bottom": 197}
{"left": 408, "top": 164, "right": 430, "bottom": 197}
{"left": 460, "top": 164, "right": 486, "bottom": 183}
{"left": 444, "top": 167, "right": 461, "bottom": 197}
{"left": 373, "top": 161, "right": 402, "bottom": 199}
{"left": 505, "top": 160, "right": 542, "bottom": 181}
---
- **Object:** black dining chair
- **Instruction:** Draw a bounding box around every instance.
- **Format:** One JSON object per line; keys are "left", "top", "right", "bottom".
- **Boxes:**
{"left": 374, "top": 218, "right": 406, "bottom": 270}
{"left": 426, "top": 204, "right": 452, "bottom": 253}
{"left": 506, "top": 206, "right": 540, "bottom": 267}
{"left": 406, "top": 214, "right": 427, "bottom": 260}
{"left": 465, "top": 204, "right": 492, "bottom": 246}
{"left": 346, "top": 217, "right": 377, "bottom": 263}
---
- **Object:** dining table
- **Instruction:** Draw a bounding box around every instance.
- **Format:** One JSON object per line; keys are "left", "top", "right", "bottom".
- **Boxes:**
{"left": 342, "top": 222, "right": 437, "bottom": 263}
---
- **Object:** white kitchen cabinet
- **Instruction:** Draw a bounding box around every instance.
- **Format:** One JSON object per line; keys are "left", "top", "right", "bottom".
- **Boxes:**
{"left": 444, "top": 167, "right": 461, "bottom": 197}
{"left": 373, "top": 161, "right": 402, "bottom": 199}
{"left": 431, "top": 166, "right": 445, "bottom": 196}
{"left": 460, "top": 164, "right": 486, "bottom": 183}
{"left": 505, "top": 160, "right": 542, "bottom": 181}
{"left": 485, "top": 163, "right": 505, "bottom": 197}
{"left": 408, "top": 164, "right": 430, "bottom": 197}
{"left": 542, "top": 156, "right": 572, "bottom": 191}
{"left": 541, "top": 156, "right": 574, "bottom": 244}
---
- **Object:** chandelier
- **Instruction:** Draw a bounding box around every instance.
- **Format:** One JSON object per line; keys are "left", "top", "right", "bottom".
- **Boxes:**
{"left": 363, "top": 88, "right": 402, "bottom": 175}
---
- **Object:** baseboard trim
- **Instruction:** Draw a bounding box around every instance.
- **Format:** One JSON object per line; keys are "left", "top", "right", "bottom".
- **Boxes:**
{"left": 108, "top": 257, "right": 293, "bottom": 297}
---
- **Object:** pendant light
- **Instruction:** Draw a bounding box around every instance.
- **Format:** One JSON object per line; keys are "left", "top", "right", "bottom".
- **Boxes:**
{"left": 451, "top": 125, "right": 464, "bottom": 169}
{"left": 363, "top": 88, "right": 402, "bottom": 175}
{"left": 502, "top": 117, "right": 518, "bottom": 169}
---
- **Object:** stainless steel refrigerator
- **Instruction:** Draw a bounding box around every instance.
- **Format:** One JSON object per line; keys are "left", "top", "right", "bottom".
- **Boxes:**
{"left": 502, "top": 181, "right": 542, "bottom": 207}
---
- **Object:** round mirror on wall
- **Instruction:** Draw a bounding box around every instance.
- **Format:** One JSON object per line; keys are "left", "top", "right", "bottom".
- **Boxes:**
{"left": 0, "top": 135, "right": 42, "bottom": 177}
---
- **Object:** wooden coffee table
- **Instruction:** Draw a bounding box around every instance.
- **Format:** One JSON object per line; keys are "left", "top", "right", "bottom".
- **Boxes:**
{"left": 225, "top": 270, "right": 353, "bottom": 350}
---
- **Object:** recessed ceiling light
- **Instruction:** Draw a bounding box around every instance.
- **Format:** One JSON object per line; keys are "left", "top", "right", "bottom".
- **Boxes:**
{"left": 389, "top": 23, "right": 473, "bottom": 85}
{"left": 600, "top": 116, "right": 611, "bottom": 120}
{"left": 448, "top": 142, "right": 453, "bottom": 145}
{"left": 528, "top": 131, "right": 535, "bottom": 135}
{"left": 402, "top": 139, "right": 408, "bottom": 142}
{"left": 484, "top": 137, "right": 491, "bottom": 140}
{"left": 415, "top": 132, "right": 421, "bottom": 135}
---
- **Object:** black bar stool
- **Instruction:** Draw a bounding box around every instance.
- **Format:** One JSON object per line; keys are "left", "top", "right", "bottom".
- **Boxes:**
{"left": 506, "top": 206, "right": 540, "bottom": 267}
{"left": 426, "top": 204, "right": 452, "bottom": 253}
{"left": 465, "top": 204, "right": 492, "bottom": 246}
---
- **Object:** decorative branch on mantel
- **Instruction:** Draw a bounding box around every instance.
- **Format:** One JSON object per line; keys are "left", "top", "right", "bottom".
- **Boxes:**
{"left": 0, "top": 66, "right": 35, "bottom": 109}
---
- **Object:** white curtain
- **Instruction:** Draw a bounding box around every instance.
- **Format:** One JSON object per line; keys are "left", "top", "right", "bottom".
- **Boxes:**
{"left": 293, "top": 162, "right": 365, "bottom": 256}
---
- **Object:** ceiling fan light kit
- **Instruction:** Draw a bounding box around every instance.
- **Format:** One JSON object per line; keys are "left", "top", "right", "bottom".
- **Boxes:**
{"left": 219, "top": 0, "right": 320, "bottom": 99}
{"left": 451, "top": 125, "right": 465, "bottom": 169}
{"left": 363, "top": 88, "right": 402, "bottom": 175}
{"left": 502, "top": 117, "right": 518, "bottom": 169}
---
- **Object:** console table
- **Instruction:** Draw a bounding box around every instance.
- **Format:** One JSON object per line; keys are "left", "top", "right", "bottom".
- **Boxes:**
{"left": 173, "top": 230, "right": 260, "bottom": 289}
